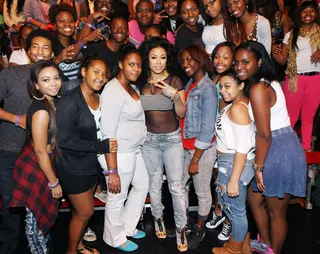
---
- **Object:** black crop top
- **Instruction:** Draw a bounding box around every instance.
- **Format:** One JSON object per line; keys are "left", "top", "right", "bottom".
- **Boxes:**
{"left": 27, "top": 100, "right": 52, "bottom": 144}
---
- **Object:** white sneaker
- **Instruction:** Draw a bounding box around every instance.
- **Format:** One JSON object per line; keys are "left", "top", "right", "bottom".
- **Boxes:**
{"left": 94, "top": 191, "right": 107, "bottom": 203}
{"left": 83, "top": 227, "right": 97, "bottom": 242}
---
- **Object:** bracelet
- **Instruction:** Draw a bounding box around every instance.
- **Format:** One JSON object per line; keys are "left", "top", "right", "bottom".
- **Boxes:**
{"left": 78, "top": 41, "right": 87, "bottom": 49}
{"left": 192, "top": 156, "right": 200, "bottom": 161}
{"left": 85, "top": 22, "right": 96, "bottom": 30}
{"left": 48, "top": 178, "right": 59, "bottom": 189}
{"left": 252, "top": 162, "right": 264, "bottom": 172}
{"left": 15, "top": 115, "right": 21, "bottom": 127}
{"left": 103, "top": 169, "right": 118, "bottom": 176}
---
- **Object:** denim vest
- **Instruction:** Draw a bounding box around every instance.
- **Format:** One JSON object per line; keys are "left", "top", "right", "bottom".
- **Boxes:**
{"left": 184, "top": 74, "right": 218, "bottom": 150}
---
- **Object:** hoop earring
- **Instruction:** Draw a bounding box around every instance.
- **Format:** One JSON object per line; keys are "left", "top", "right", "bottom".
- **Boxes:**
{"left": 32, "top": 94, "right": 45, "bottom": 100}
{"left": 56, "top": 89, "right": 62, "bottom": 98}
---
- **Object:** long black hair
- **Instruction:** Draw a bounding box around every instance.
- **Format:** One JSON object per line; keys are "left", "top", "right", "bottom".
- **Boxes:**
{"left": 292, "top": 0, "right": 318, "bottom": 50}
{"left": 235, "top": 41, "right": 276, "bottom": 97}
{"left": 6, "top": 0, "right": 25, "bottom": 16}
{"left": 27, "top": 60, "right": 62, "bottom": 159}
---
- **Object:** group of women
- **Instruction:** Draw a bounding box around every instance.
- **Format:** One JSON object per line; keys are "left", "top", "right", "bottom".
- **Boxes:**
{"left": 4, "top": 0, "right": 318, "bottom": 253}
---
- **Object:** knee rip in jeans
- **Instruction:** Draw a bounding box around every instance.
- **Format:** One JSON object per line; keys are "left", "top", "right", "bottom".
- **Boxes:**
{"left": 216, "top": 184, "right": 232, "bottom": 220}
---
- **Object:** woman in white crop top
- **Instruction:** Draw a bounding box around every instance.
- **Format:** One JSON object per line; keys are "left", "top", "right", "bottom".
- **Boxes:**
{"left": 235, "top": 41, "right": 306, "bottom": 254}
{"left": 212, "top": 69, "right": 255, "bottom": 253}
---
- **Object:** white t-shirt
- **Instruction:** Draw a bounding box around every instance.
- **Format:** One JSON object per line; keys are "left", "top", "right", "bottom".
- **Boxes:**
{"left": 202, "top": 23, "right": 226, "bottom": 55}
{"left": 283, "top": 31, "right": 320, "bottom": 73}
{"left": 256, "top": 15, "right": 272, "bottom": 55}
{"left": 9, "top": 49, "right": 30, "bottom": 65}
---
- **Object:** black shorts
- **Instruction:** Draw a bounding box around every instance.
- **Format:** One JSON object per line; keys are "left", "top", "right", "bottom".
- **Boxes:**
{"left": 57, "top": 169, "right": 99, "bottom": 195}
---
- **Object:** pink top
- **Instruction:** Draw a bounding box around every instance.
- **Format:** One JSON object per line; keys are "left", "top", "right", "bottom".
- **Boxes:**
{"left": 128, "top": 20, "right": 175, "bottom": 48}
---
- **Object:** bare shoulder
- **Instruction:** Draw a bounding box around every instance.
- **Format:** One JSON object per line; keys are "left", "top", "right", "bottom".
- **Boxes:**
{"left": 228, "top": 101, "right": 250, "bottom": 125}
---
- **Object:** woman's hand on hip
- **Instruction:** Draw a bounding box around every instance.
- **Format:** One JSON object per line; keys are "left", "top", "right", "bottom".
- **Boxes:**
{"left": 109, "top": 138, "right": 118, "bottom": 153}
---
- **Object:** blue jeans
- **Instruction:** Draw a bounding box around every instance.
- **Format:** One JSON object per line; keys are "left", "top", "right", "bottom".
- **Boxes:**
{"left": 216, "top": 153, "right": 254, "bottom": 242}
{"left": 0, "top": 150, "right": 21, "bottom": 254}
{"left": 25, "top": 208, "right": 50, "bottom": 254}
{"left": 183, "top": 143, "right": 216, "bottom": 220}
{"left": 141, "top": 128, "right": 187, "bottom": 228}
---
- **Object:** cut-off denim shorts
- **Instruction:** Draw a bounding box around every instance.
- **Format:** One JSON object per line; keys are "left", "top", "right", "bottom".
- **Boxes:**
{"left": 251, "top": 126, "right": 307, "bottom": 198}
{"left": 216, "top": 153, "right": 254, "bottom": 242}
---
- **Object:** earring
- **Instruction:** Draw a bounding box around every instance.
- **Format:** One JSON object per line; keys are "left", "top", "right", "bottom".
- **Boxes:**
{"left": 33, "top": 94, "right": 45, "bottom": 100}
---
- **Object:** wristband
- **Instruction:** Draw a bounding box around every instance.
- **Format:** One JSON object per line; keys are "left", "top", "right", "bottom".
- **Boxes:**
{"left": 103, "top": 169, "right": 118, "bottom": 176}
{"left": 78, "top": 41, "right": 87, "bottom": 49}
{"left": 15, "top": 115, "right": 21, "bottom": 127}
{"left": 85, "top": 22, "right": 96, "bottom": 30}
{"left": 253, "top": 162, "right": 264, "bottom": 172}
{"left": 48, "top": 178, "right": 60, "bottom": 189}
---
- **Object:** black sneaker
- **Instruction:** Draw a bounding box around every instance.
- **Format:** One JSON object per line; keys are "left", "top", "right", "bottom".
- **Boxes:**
{"left": 187, "top": 224, "right": 205, "bottom": 249}
{"left": 218, "top": 222, "right": 232, "bottom": 241}
{"left": 205, "top": 213, "right": 225, "bottom": 229}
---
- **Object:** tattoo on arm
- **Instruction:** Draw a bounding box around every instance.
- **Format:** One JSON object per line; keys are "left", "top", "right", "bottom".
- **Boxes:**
{"left": 173, "top": 93, "right": 183, "bottom": 106}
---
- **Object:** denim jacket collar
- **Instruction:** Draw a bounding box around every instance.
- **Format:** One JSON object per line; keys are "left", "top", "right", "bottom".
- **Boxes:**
{"left": 185, "top": 73, "right": 210, "bottom": 91}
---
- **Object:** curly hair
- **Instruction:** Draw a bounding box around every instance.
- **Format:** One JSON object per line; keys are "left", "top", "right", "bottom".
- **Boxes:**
{"left": 139, "top": 38, "right": 174, "bottom": 80}
{"left": 48, "top": 3, "right": 77, "bottom": 24}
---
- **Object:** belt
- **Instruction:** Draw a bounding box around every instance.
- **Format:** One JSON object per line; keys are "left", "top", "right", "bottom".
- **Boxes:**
{"left": 297, "top": 72, "right": 320, "bottom": 76}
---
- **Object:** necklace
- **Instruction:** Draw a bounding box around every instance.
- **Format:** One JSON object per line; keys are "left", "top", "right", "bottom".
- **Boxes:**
{"left": 51, "top": 101, "right": 56, "bottom": 111}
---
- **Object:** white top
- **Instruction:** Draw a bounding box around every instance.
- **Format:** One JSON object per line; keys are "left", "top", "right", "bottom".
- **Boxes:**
{"left": 202, "top": 23, "right": 226, "bottom": 55}
{"left": 3, "top": 0, "right": 25, "bottom": 28}
{"left": 248, "top": 81, "right": 291, "bottom": 131}
{"left": 256, "top": 15, "right": 272, "bottom": 55}
{"left": 100, "top": 78, "right": 146, "bottom": 153}
{"left": 9, "top": 49, "right": 30, "bottom": 65}
{"left": 283, "top": 31, "right": 320, "bottom": 73}
{"left": 216, "top": 103, "right": 255, "bottom": 159}
{"left": 88, "top": 106, "right": 102, "bottom": 141}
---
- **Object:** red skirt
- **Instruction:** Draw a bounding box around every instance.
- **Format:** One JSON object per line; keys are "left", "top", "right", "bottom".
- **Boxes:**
{"left": 10, "top": 141, "right": 59, "bottom": 234}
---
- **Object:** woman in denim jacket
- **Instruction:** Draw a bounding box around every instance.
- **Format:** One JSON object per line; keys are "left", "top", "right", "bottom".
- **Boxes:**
{"left": 178, "top": 44, "right": 218, "bottom": 250}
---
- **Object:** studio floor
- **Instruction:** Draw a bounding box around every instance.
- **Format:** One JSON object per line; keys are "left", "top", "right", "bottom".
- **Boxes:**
{"left": 11, "top": 202, "right": 320, "bottom": 254}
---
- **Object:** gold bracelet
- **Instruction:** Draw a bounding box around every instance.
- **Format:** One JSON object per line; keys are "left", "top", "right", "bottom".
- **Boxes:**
{"left": 252, "top": 162, "right": 264, "bottom": 172}
{"left": 192, "top": 156, "right": 200, "bottom": 161}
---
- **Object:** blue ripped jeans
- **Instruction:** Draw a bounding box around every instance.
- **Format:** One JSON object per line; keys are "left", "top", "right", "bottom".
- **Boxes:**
{"left": 25, "top": 208, "right": 50, "bottom": 254}
{"left": 216, "top": 153, "right": 254, "bottom": 242}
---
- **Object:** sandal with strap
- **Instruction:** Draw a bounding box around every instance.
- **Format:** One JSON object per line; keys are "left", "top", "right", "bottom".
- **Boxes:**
{"left": 78, "top": 246, "right": 100, "bottom": 254}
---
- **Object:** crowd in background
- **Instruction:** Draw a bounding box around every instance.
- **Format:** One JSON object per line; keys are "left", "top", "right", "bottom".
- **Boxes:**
{"left": 0, "top": 0, "right": 319, "bottom": 254}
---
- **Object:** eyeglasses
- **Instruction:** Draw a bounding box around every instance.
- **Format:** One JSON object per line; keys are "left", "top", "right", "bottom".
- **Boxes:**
{"left": 205, "top": 0, "right": 216, "bottom": 10}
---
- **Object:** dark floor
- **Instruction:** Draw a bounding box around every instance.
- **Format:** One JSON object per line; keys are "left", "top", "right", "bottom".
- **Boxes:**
{"left": 13, "top": 203, "right": 320, "bottom": 254}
